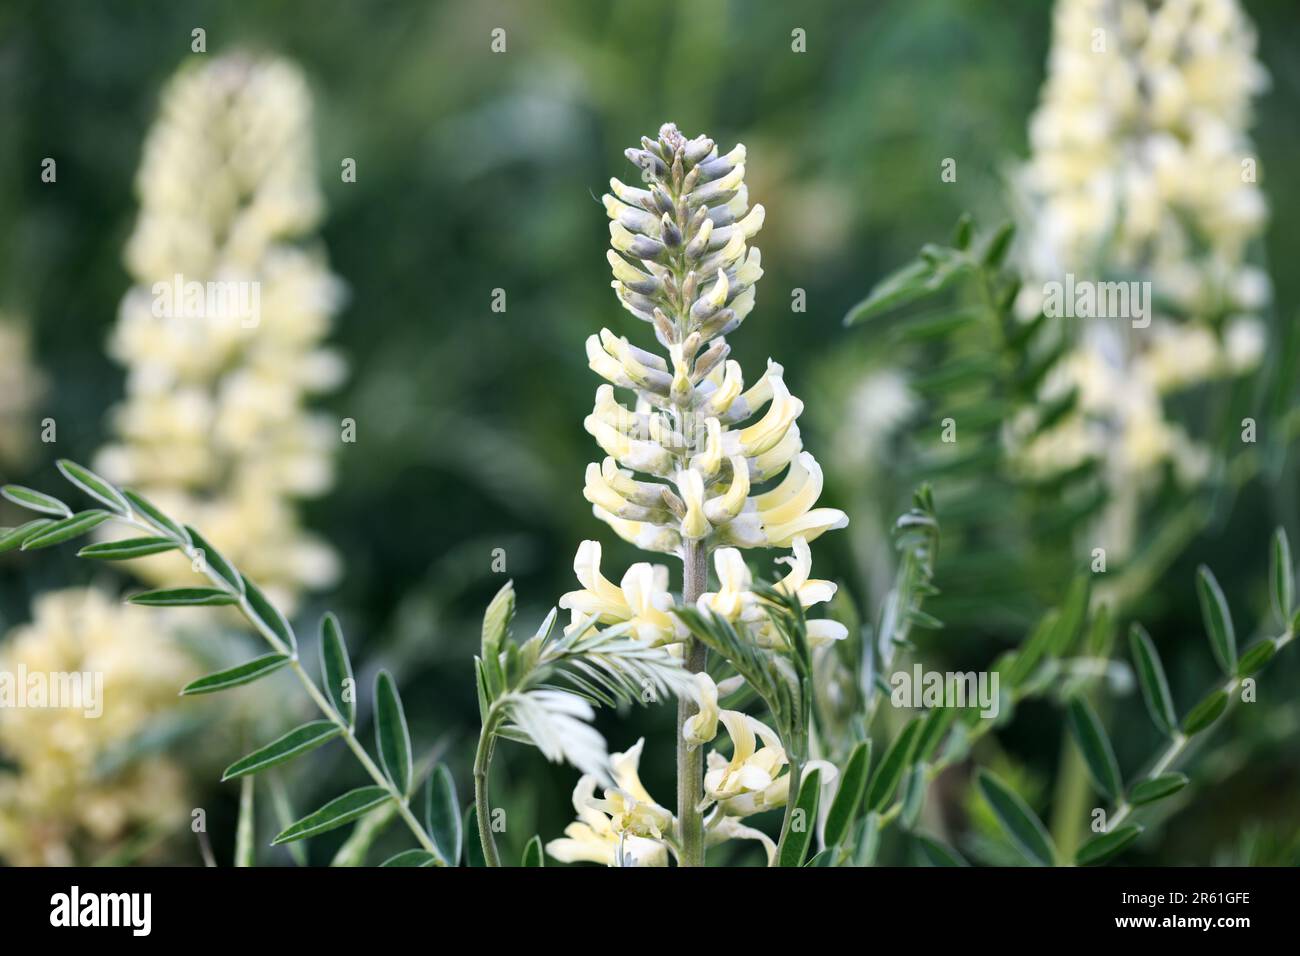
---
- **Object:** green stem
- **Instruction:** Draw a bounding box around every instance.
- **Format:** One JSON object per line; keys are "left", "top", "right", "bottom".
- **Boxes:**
{"left": 772, "top": 740, "right": 805, "bottom": 865}
{"left": 1103, "top": 628, "right": 1294, "bottom": 834}
{"left": 676, "top": 539, "right": 709, "bottom": 867}
{"left": 1049, "top": 735, "right": 1091, "bottom": 859}
{"left": 113, "top": 511, "right": 446, "bottom": 863}
{"left": 474, "top": 707, "right": 503, "bottom": 867}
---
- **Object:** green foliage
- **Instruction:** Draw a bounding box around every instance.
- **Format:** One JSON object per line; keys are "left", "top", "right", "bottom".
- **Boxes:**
{"left": 1076, "top": 825, "right": 1143, "bottom": 866}
{"left": 977, "top": 769, "right": 1056, "bottom": 866}
{"left": 822, "top": 740, "right": 871, "bottom": 849}
{"left": 777, "top": 768, "right": 822, "bottom": 867}
{"left": 6, "top": 462, "right": 452, "bottom": 865}
{"left": 1129, "top": 624, "right": 1178, "bottom": 737}
{"left": 375, "top": 671, "right": 414, "bottom": 796}
{"left": 180, "top": 655, "right": 291, "bottom": 696}
{"left": 222, "top": 723, "right": 343, "bottom": 782}
{"left": 425, "top": 767, "right": 463, "bottom": 866}
{"left": 1065, "top": 696, "right": 1122, "bottom": 801}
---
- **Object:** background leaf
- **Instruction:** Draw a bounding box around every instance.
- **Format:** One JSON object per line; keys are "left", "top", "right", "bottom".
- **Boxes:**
{"left": 221, "top": 721, "right": 341, "bottom": 780}
{"left": 1271, "top": 528, "right": 1294, "bottom": 625}
{"left": 180, "top": 654, "right": 290, "bottom": 695}
{"left": 823, "top": 739, "right": 871, "bottom": 848}
{"left": 1129, "top": 773, "right": 1189, "bottom": 807}
{"left": 320, "top": 613, "right": 356, "bottom": 726}
{"left": 375, "top": 670, "right": 413, "bottom": 795}
{"left": 866, "top": 718, "right": 921, "bottom": 811}
{"left": 977, "top": 769, "right": 1056, "bottom": 866}
{"left": 271, "top": 787, "right": 391, "bottom": 845}
{"left": 425, "top": 764, "right": 462, "bottom": 866}
{"left": 1076, "top": 824, "right": 1143, "bottom": 866}
{"left": 1196, "top": 566, "right": 1237, "bottom": 675}
{"left": 56, "top": 459, "right": 129, "bottom": 514}
{"left": 1066, "top": 696, "right": 1122, "bottom": 800}
{"left": 1129, "top": 624, "right": 1177, "bottom": 736}
{"left": 778, "top": 767, "right": 822, "bottom": 867}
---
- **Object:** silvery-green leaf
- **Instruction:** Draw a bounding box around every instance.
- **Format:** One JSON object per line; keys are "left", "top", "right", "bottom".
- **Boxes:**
{"left": 425, "top": 764, "right": 461, "bottom": 865}
{"left": 222, "top": 720, "right": 342, "bottom": 780}
{"left": 481, "top": 581, "right": 514, "bottom": 696}
{"left": 823, "top": 740, "right": 871, "bottom": 848}
{"left": 915, "top": 707, "right": 955, "bottom": 763}
{"left": 0, "top": 519, "right": 55, "bottom": 553}
{"left": 1129, "top": 773, "right": 1188, "bottom": 807}
{"left": 375, "top": 670, "right": 412, "bottom": 795}
{"left": 185, "top": 525, "right": 243, "bottom": 595}
{"left": 1075, "top": 824, "right": 1143, "bottom": 866}
{"left": 977, "top": 769, "right": 1056, "bottom": 866}
{"left": 1129, "top": 623, "right": 1177, "bottom": 737}
{"left": 56, "top": 459, "right": 129, "bottom": 514}
{"left": 851, "top": 812, "right": 881, "bottom": 866}
{"left": 271, "top": 786, "right": 391, "bottom": 845}
{"left": 866, "top": 717, "right": 921, "bottom": 811}
{"left": 122, "top": 489, "right": 189, "bottom": 544}
{"left": 1066, "top": 695, "right": 1122, "bottom": 801}
{"left": 778, "top": 767, "right": 822, "bottom": 867}
{"left": 78, "top": 536, "right": 177, "bottom": 560}
{"left": 181, "top": 654, "right": 291, "bottom": 695}
{"left": 243, "top": 574, "right": 295, "bottom": 651}
{"left": 380, "top": 849, "right": 437, "bottom": 867}
{"left": 320, "top": 613, "right": 355, "bottom": 727}
{"left": 900, "top": 763, "right": 927, "bottom": 828}
{"left": 20, "top": 510, "right": 111, "bottom": 550}
{"left": 129, "top": 587, "right": 237, "bottom": 607}
{"left": 1195, "top": 566, "right": 1236, "bottom": 675}
{"left": 2, "top": 484, "right": 70, "bottom": 517}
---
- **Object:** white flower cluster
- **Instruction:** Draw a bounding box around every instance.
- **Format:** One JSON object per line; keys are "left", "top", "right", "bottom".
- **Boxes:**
{"left": 0, "top": 590, "right": 194, "bottom": 865}
{"left": 546, "top": 124, "right": 849, "bottom": 864}
{"left": 1011, "top": 0, "right": 1270, "bottom": 553}
{"left": 546, "top": 720, "right": 837, "bottom": 867}
{"left": 94, "top": 53, "right": 345, "bottom": 606}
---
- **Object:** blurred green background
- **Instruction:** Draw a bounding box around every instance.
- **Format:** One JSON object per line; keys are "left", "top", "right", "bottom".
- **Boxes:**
{"left": 1, "top": 0, "right": 1297, "bottom": 865}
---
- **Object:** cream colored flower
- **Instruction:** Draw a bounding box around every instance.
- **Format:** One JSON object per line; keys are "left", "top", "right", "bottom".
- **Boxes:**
{"left": 558, "top": 541, "right": 677, "bottom": 646}
{"left": 551, "top": 124, "right": 852, "bottom": 862}
{"left": 545, "top": 775, "right": 669, "bottom": 867}
{"left": 682, "top": 672, "right": 720, "bottom": 749}
{"left": 585, "top": 126, "right": 848, "bottom": 560}
{"left": 0, "top": 589, "right": 194, "bottom": 865}
{"left": 95, "top": 52, "right": 343, "bottom": 608}
{"left": 545, "top": 739, "right": 673, "bottom": 867}
{"left": 697, "top": 538, "right": 846, "bottom": 649}
{"left": 1011, "top": 0, "right": 1269, "bottom": 556}
{"left": 704, "top": 710, "right": 790, "bottom": 815}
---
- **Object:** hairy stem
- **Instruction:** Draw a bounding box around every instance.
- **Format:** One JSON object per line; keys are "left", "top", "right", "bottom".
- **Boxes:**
{"left": 772, "top": 743, "right": 805, "bottom": 865}
{"left": 676, "top": 539, "right": 709, "bottom": 867}
{"left": 473, "top": 708, "right": 503, "bottom": 867}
